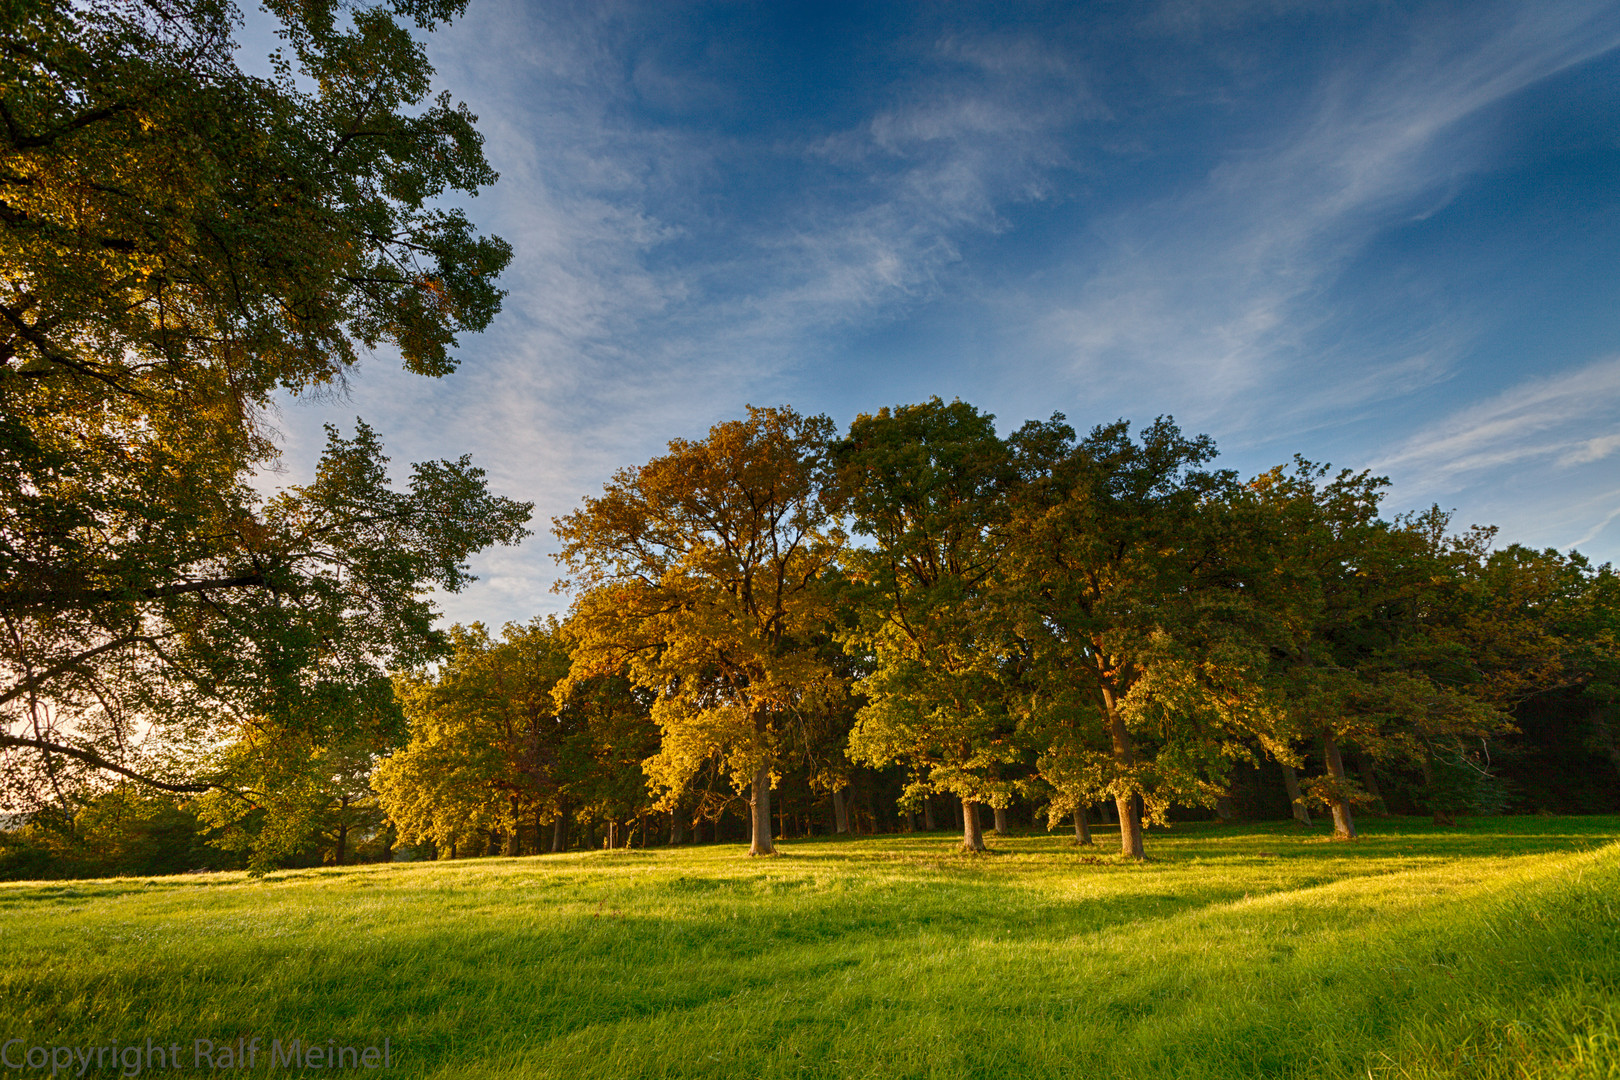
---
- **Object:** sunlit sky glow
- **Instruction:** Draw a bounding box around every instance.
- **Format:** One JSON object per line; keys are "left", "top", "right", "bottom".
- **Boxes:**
{"left": 257, "top": 0, "right": 1620, "bottom": 629}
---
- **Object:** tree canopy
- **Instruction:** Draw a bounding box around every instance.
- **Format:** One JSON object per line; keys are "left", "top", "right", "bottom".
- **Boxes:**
{"left": 0, "top": 0, "right": 527, "bottom": 802}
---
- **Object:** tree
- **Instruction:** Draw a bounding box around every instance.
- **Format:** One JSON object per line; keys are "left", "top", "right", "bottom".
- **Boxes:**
{"left": 833, "top": 399, "right": 1020, "bottom": 852}
{"left": 1245, "top": 462, "right": 1516, "bottom": 837}
{"left": 554, "top": 406, "right": 844, "bottom": 856}
{"left": 1005, "top": 416, "right": 1252, "bottom": 858}
{"left": 375, "top": 620, "right": 577, "bottom": 858}
{"left": 0, "top": 0, "right": 525, "bottom": 797}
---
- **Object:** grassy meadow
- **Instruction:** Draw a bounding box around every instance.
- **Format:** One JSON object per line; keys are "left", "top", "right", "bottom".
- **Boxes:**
{"left": 2, "top": 817, "right": 1618, "bottom": 1079}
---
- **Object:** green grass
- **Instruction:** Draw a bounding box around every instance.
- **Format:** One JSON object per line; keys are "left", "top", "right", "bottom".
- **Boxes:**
{"left": 2, "top": 816, "right": 1619, "bottom": 1079}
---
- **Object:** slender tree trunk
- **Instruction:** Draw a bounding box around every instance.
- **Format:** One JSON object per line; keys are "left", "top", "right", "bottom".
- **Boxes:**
{"left": 961, "top": 798, "right": 986, "bottom": 851}
{"left": 552, "top": 815, "right": 566, "bottom": 853}
{"left": 832, "top": 785, "right": 850, "bottom": 834}
{"left": 1073, "top": 806, "right": 1091, "bottom": 845}
{"left": 1357, "top": 755, "right": 1386, "bottom": 814}
{"left": 749, "top": 760, "right": 775, "bottom": 855}
{"left": 1282, "top": 765, "right": 1312, "bottom": 825}
{"left": 448, "top": 840, "right": 458, "bottom": 860}
{"left": 923, "top": 796, "right": 936, "bottom": 831}
{"left": 334, "top": 794, "right": 349, "bottom": 866}
{"left": 993, "top": 806, "right": 1010, "bottom": 836}
{"left": 670, "top": 810, "right": 684, "bottom": 846}
{"left": 905, "top": 808, "right": 916, "bottom": 833}
{"left": 1321, "top": 730, "right": 1357, "bottom": 839}
{"left": 507, "top": 795, "right": 522, "bottom": 855}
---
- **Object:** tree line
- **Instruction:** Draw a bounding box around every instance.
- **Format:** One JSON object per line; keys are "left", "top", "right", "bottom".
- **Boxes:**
{"left": 18, "top": 399, "right": 1614, "bottom": 877}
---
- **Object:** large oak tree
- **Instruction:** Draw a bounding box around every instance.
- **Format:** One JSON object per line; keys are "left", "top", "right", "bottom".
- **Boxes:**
{"left": 554, "top": 406, "right": 843, "bottom": 856}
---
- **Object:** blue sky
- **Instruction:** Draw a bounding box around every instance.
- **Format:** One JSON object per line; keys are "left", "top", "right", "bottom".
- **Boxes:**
{"left": 263, "top": 0, "right": 1620, "bottom": 628}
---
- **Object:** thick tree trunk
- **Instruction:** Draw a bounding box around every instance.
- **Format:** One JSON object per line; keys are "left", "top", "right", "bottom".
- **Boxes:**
{"left": 905, "top": 808, "right": 916, "bottom": 833}
{"left": 1321, "top": 730, "right": 1357, "bottom": 839}
{"left": 749, "top": 761, "right": 775, "bottom": 855}
{"left": 1103, "top": 684, "right": 1144, "bottom": 858}
{"left": 923, "top": 796, "right": 936, "bottom": 831}
{"left": 1115, "top": 793, "right": 1144, "bottom": 858}
{"left": 1213, "top": 795, "right": 1233, "bottom": 822}
{"left": 670, "top": 810, "right": 684, "bottom": 846}
{"left": 993, "top": 806, "right": 1010, "bottom": 836}
{"left": 961, "top": 798, "right": 986, "bottom": 851}
{"left": 1282, "top": 765, "right": 1312, "bottom": 825}
{"left": 833, "top": 785, "right": 850, "bottom": 834}
{"left": 552, "top": 815, "right": 567, "bottom": 853}
{"left": 1073, "top": 806, "right": 1092, "bottom": 845}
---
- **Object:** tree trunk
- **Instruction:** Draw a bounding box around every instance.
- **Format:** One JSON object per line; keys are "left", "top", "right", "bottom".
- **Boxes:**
{"left": 1592, "top": 706, "right": 1620, "bottom": 780}
{"left": 1103, "top": 684, "right": 1144, "bottom": 858}
{"left": 1357, "top": 755, "right": 1386, "bottom": 814}
{"left": 953, "top": 797, "right": 964, "bottom": 832}
{"left": 670, "top": 810, "right": 684, "bottom": 846}
{"left": 1073, "top": 806, "right": 1091, "bottom": 845}
{"left": 334, "top": 794, "right": 349, "bottom": 866}
{"left": 507, "top": 795, "right": 522, "bottom": 855}
{"left": 832, "top": 785, "right": 850, "bottom": 834}
{"left": 993, "top": 806, "right": 1010, "bottom": 836}
{"left": 1213, "top": 795, "right": 1233, "bottom": 822}
{"left": 1321, "top": 730, "right": 1357, "bottom": 839}
{"left": 961, "top": 798, "right": 986, "bottom": 851}
{"left": 905, "top": 808, "right": 916, "bottom": 833}
{"left": 923, "top": 796, "right": 936, "bottom": 831}
{"left": 1282, "top": 765, "right": 1312, "bottom": 825}
{"left": 749, "top": 761, "right": 775, "bottom": 855}
{"left": 1115, "top": 793, "right": 1144, "bottom": 858}
{"left": 552, "top": 815, "right": 567, "bottom": 853}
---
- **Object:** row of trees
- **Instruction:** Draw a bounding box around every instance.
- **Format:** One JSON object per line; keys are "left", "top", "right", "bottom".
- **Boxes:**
{"left": 7, "top": 399, "right": 1616, "bottom": 874}
{"left": 365, "top": 401, "right": 1618, "bottom": 863}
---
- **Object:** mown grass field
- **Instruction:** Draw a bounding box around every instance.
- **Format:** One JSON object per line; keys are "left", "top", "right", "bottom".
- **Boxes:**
{"left": 2, "top": 817, "right": 1618, "bottom": 1079}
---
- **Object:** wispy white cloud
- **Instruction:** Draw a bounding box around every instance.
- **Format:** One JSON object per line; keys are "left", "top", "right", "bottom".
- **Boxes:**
{"left": 1373, "top": 357, "right": 1620, "bottom": 490}
{"left": 1033, "top": 2, "right": 1620, "bottom": 442}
